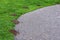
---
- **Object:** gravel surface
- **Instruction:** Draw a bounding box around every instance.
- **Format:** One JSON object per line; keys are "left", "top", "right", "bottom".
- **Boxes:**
{"left": 15, "top": 4, "right": 60, "bottom": 40}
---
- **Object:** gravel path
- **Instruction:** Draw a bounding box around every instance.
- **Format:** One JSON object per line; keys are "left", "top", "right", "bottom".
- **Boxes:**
{"left": 15, "top": 4, "right": 60, "bottom": 40}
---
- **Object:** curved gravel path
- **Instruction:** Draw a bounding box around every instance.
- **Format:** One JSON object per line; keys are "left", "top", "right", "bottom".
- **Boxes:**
{"left": 15, "top": 4, "right": 60, "bottom": 40}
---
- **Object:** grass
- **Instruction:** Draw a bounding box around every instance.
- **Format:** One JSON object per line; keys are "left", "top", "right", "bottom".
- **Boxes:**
{"left": 0, "top": 0, "right": 60, "bottom": 40}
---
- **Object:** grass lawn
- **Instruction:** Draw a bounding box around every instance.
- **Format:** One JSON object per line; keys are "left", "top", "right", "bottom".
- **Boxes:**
{"left": 0, "top": 0, "right": 60, "bottom": 40}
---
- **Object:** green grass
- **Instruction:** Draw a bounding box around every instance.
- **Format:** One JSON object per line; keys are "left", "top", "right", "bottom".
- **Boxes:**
{"left": 0, "top": 0, "right": 60, "bottom": 40}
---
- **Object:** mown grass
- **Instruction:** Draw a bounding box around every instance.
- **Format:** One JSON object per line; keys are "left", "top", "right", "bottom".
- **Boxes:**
{"left": 0, "top": 0, "right": 60, "bottom": 40}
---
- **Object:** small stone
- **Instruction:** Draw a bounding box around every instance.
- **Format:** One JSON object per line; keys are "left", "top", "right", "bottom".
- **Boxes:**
{"left": 12, "top": 20, "right": 20, "bottom": 24}
{"left": 9, "top": 30, "right": 19, "bottom": 36}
